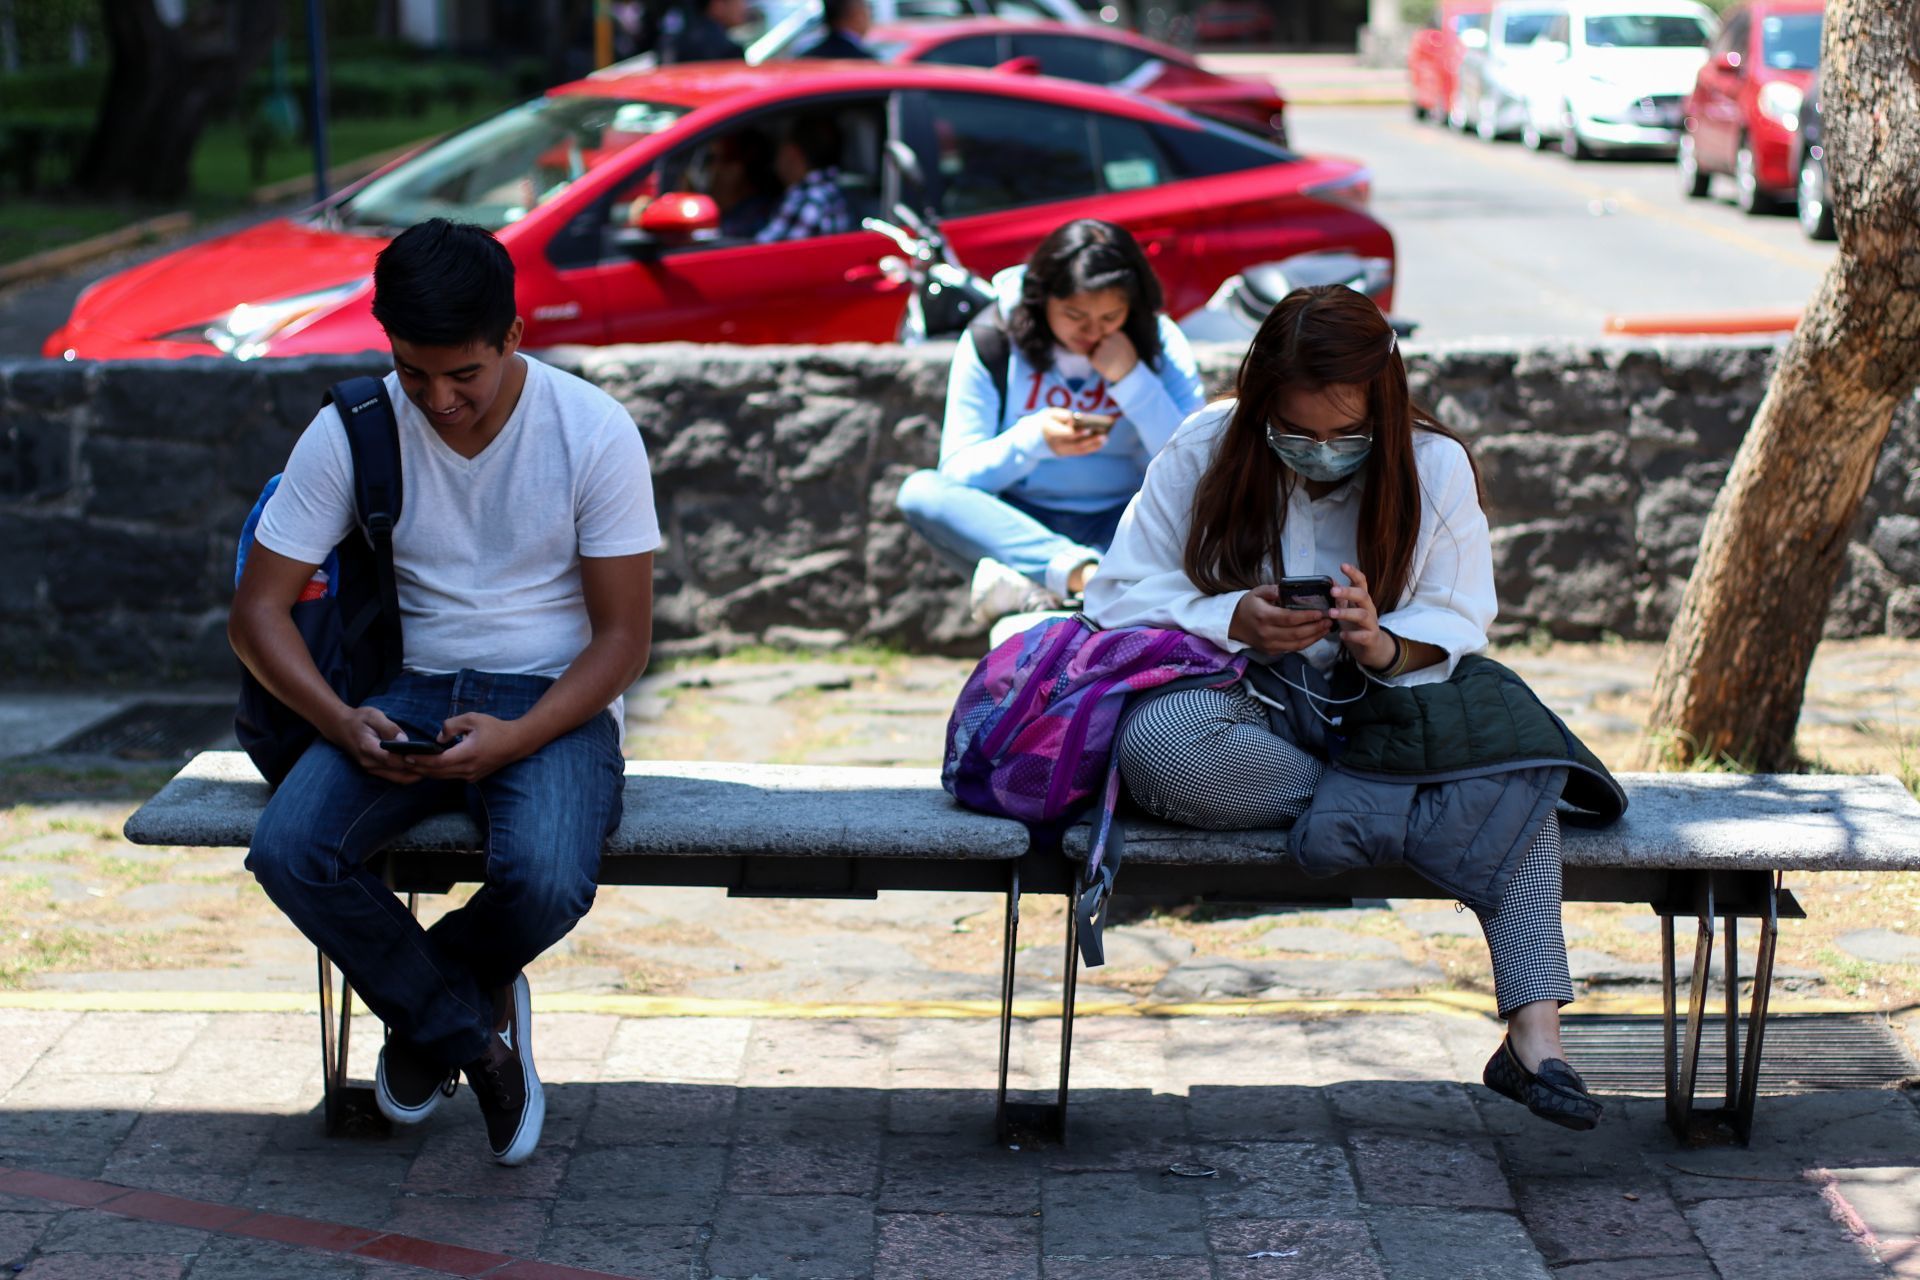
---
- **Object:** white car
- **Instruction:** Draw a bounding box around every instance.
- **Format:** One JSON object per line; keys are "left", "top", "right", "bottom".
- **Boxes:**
{"left": 1520, "top": 0, "right": 1715, "bottom": 156}
{"left": 1458, "top": 2, "right": 1567, "bottom": 139}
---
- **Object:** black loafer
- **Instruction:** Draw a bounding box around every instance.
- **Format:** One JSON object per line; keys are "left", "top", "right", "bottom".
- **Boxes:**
{"left": 1483, "top": 1037, "right": 1603, "bottom": 1131}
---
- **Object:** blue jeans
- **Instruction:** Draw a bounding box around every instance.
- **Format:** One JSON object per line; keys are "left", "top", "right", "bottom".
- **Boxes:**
{"left": 247, "top": 670, "right": 622, "bottom": 1069}
{"left": 895, "top": 469, "right": 1130, "bottom": 593}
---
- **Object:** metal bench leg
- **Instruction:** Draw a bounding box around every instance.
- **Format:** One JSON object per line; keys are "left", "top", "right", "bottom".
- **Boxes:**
{"left": 317, "top": 950, "right": 387, "bottom": 1136}
{"left": 1056, "top": 871, "right": 1081, "bottom": 1138}
{"left": 995, "top": 861, "right": 1021, "bottom": 1141}
{"left": 1664, "top": 877, "right": 1717, "bottom": 1141}
{"left": 1662, "top": 875, "right": 1779, "bottom": 1145}
{"left": 314, "top": 889, "right": 422, "bottom": 1137}
{"left": 1732, "top": 877, "right": 1781, "bottom": 1144}
{"left": 993, "top": 860, "right": 1073, "bottom": 1147}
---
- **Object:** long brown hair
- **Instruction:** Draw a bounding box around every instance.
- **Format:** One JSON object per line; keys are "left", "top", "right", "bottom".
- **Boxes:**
{"left": 1182, "top": 285, "right": 1479, "bottom": 613}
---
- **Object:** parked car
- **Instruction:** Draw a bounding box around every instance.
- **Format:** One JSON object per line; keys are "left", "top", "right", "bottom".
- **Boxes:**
{"left": 46, "top": 62, "right": 1392, "bottom": 360}
{"left": 1190, "top": 0, "right": 1275, "bottom": 44}
{"left": 1457, "top": 1, "right": 1567, "bottom": 140}
{"left": 1518, "top": 0, "right": 1713, "bottom": 157}
{"left": 1789, "top": 67, "right": 1833, "bottom": 239}
{"left": 1678, "top": 0, "right": 1821, "bottom": 213}
{"left": 865, "top": 18, "right": 1289, "bottom": 143}
{"left": 743, "top": 0, "right": 1093, "bottom": 62}
{"left": 1407, "top": 0, "right": 1494, "bottom": 126}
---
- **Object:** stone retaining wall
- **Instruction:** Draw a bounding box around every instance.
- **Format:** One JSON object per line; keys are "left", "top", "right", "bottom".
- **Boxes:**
{"left": 4, "top": 338, "right": 1918, "bottom": 680}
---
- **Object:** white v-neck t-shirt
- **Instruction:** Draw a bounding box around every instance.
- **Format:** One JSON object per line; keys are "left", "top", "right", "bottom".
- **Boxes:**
{"left": 255, "top": 354, "right": 661, "bottom": 681}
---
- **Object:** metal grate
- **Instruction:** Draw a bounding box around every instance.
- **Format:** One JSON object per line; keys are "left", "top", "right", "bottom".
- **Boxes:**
{"left": 1562, "top": 1014, "right": 1919, "bottom": 1096}
{"left": 48, "top": 701, "right": 233, "bottom": 761}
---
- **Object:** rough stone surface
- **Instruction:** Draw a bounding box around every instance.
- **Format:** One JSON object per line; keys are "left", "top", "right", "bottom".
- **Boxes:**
{"left": 1835, "top": 929, "right": 1920, "bottom": 965}
{"left": 12, "top": 339, "right": 1920, "bottom": 675}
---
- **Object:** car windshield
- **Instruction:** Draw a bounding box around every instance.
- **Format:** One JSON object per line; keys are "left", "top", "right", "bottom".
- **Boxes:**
{"left": 332, "top": 95, "right": 689, "bottom": 231}
{"left": 1760, "top": 13, "right": 1821, "bottom": 69}
{"left": 1501, "top": 11, "right": 1557, "bottom": 44}
{"left": 1583, "top": 14, "right": 1711, "bottom": 47}
{"left": 1452, "top": 12, "right": 1491, "bottom": 34}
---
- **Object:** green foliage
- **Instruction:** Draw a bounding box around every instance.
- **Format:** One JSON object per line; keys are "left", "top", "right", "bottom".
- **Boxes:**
{"left": 1401, "top": 0, "right": 1438, "bottom": 28}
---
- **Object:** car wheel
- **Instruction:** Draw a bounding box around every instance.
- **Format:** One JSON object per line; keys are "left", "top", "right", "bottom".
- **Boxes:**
{"left": 1735, "top": 138, "right": 1774, "bottom": 214}
{"left": 1798, "top": 149, "right": 1836, "bottom": 240}
{"left": 1522, "top": 118, "right": 1544, "bottom": 150}
{"left": 1678, "top": 132, "right": 1709, "bottom": 198}
{"left": 1476, "top": 96, "right": 1500, "bottom": 141}
{"left": 1560, "top": 107, "right": 1590, "bottom": 159}
{"left": 1412, "top": 100, "right": 1430, "bottom": 122}
{"left": 1447, "top": 91, "right": 1469, "bottom": 130}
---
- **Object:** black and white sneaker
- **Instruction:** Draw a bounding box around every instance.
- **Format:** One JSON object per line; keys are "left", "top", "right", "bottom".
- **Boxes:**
{"left": 463, "top": 971, "right": 543, "bottom": 1166}
{"left": 375, "top": 1033, "right": 458, "bottom": 1125}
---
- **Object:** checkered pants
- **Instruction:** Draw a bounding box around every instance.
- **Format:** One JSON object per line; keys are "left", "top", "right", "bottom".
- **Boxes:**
{"left": 1117, "top": 684, "right": 1575, "bottom": 1016}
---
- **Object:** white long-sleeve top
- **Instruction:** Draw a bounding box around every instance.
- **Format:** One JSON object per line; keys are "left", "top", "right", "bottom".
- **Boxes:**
{"left": 1083, "top": 402, "right": 1496, "bottom": 686}
{"left": 937, "top": 314, "right": 1207, "bottom": 513}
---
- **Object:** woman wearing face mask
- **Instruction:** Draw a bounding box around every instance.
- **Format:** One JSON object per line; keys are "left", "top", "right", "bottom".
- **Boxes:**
{"left": 1084, "top": 284, "right": 1606, "bottom": 1131}
{"left": 896, "top": 219, "right": 1206, "bottom": 627}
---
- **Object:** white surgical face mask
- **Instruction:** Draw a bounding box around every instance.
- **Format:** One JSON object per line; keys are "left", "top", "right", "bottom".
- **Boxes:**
{"left": 1264, "top": 425, "right": 1373, "bottom": 482}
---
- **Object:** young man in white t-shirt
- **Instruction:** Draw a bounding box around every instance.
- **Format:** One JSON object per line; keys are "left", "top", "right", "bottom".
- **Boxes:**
{"left": 230, "top": 219, "right": 659, "bottom": 1166}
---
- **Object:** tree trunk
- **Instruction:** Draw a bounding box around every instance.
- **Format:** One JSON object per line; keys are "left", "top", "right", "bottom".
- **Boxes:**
{"left": 1637, "top": 0, "right": 1920, "bottom": 770}
{"left": 72, "top": 0, "right": 280, "bottom": 202}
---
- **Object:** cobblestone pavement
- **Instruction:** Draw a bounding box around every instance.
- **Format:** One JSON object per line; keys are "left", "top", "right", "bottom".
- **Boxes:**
{"left": 0, "top": 1005, "right": 1913, "bottom": 1278}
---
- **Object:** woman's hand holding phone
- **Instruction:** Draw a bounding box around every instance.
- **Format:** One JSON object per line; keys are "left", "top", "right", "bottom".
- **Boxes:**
{"left": 1330, "top": 563, "right": 1396, "bottom": 670}
{"left": 1037, "top": 407, "right": 1108, "bottom": 457}
{"left": 1229, "top": 584, "right": 1333, "bottom": 655}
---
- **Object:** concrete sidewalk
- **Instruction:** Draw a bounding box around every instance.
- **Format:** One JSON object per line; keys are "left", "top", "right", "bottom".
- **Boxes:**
{"left": 0, "top": 1002, "right": 1914, "bottom": 1279}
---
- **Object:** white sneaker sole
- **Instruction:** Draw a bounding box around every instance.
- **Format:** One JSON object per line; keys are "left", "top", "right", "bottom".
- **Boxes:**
{"left": 375, "top": 1047, "right": 450, "bottom": 1126}
{"left": 493, "top": 972, "right": 544, "bottom": 1166}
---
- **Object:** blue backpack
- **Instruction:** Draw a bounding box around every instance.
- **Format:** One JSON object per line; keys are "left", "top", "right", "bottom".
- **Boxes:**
{"left": 233, "top": 376, "right": 404, "bottom": 787}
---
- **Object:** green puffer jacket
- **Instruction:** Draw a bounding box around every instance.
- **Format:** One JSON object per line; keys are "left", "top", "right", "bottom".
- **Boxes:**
{"left": 1333, "top": 654, "right": 1626, "bottom": 820}
{"left": 1253, "top": 653, "right": 1626, "bottom": 911}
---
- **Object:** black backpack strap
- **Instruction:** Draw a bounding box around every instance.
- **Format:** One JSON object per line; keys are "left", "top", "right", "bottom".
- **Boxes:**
{"left": 325, "top": 376, "right": 404, "bottom": 685}
{"left": 966, "top": 306, "right": 1010, "bottom": 424}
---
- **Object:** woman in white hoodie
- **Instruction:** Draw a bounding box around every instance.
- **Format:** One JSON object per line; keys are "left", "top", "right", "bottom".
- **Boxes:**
{"left": 1085, "top": 284, "right": 1602, "bottom": 1131}
{"left": 895, "top": 219, "right": 1206, "bottom": 624}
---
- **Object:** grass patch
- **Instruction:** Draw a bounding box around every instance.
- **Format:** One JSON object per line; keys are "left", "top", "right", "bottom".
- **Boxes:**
{"left": 0, "top": 765, "right": 178, "bottom": 808}
{"left": 0, "top": 98, "right": 508, "bottom": 268}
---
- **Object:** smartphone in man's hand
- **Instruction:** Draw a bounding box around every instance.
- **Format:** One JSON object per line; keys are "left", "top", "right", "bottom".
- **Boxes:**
{"left": 379, "top": 739, "right": 450, "bottom": 756}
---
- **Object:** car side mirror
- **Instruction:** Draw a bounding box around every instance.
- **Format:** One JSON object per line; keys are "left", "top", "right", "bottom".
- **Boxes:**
{"left": 994, "top": 55, "right": 1043, "bottom": 75}
{"left": 1715, "top": 51, "right": 1742, "bottom": 74}
{"left": 613, "top": 193, "right": 721, "bottom": 256}
{"left": 639, "top": 193, "right": 720, "bottom": 239}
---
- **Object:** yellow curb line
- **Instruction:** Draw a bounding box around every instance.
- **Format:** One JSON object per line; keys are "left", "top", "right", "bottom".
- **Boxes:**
{"left": 0, "top": 990, "right": 1878, "bottom": 1019}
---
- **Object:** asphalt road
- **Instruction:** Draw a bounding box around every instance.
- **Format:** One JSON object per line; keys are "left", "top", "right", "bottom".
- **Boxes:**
{"left": 0, "top": 102, "right": 1838, "bottom": 356}
{"left": 1288, "top": 103, "right": 1837, "bottom": 343}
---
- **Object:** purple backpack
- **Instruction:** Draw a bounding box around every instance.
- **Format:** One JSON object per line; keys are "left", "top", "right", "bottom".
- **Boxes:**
{"left": 943, "top": 615, "right": 1247, "bottom": 963}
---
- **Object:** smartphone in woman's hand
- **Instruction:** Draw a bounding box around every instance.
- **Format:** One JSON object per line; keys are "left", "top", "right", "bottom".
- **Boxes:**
{"left": 1277, "top": 575, "right": 1335, "bottom": 613}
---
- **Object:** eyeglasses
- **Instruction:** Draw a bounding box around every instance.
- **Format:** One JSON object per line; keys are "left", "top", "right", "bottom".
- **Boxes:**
{"left": 1265, "top": 423, "right": 1374, "bottom": 456}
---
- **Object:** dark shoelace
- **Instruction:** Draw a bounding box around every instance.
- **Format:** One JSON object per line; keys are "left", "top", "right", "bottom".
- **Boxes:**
{"left": 471, "top": 1053, "right": 514, "bottom": 1111}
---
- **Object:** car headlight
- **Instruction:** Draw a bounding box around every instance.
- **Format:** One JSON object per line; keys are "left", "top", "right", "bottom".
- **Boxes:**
{"left": 157, "top": 280, "right": 365, "bottom": 359}
{"left": 1758, "top": 81, "right": 1804, "bottom": 128}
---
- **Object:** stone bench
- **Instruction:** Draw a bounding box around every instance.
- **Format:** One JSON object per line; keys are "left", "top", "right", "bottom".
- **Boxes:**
{"left": 124, "top": 755, "right": 1920, "bottom": 1145}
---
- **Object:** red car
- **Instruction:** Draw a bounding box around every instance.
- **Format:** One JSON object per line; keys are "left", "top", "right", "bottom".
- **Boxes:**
{"left": 1678, "top": 0, "right": 1822, "bottom": 214}
{"left": 1190, "top": 0, "right": 1276, "bottom": 45}
{"left": 867, "top": 18, "right": 1288, "bottom": 143}
{"left": 46, "top": 62, "right": 1388, "bottom": 360}
{"left": 1407, "top": 0, "right": 1493, "bottom": 126}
